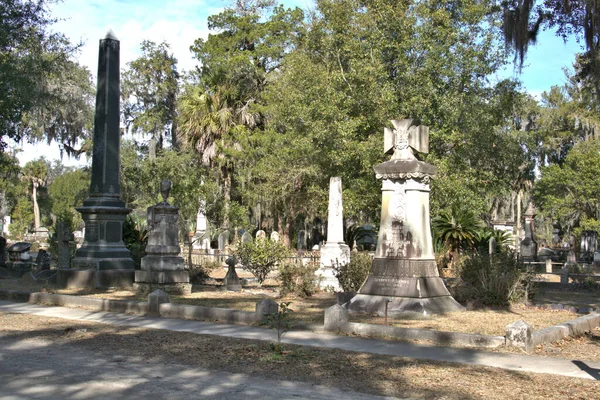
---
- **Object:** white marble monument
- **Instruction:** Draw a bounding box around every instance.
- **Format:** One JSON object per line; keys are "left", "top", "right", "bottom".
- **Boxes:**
{"left": 318, "top": 177, "right": 350, "bottom": 290}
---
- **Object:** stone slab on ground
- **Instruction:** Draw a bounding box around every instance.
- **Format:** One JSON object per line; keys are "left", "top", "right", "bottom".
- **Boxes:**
{"left": 1, "top": 301, "right": 599, "bottom": 380}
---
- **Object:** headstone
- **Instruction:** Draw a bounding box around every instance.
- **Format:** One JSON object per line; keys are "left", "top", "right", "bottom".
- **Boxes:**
{"left": 324, "top": 304, "right": 348, "bottom": 332}
{"left": 545, "top": 259, "right": 553, "bottom": 273}
{"left": 221, "top": 257, "right": 242, "bottom": 291}
{"left": 56, "top": 221, "right": 74, "bottom": 269}
{"left": 560, "top": 266, "right": 569, "bottom": 285}
{"left": 192, "top": 195, "right": 210, "bottom": 251}
{"left": 35, "top": 249, "right": 51, "bottom": 271}
{"left": 218, "top": 231, "right": 229, "bottom": 251}
{"left": 578, "top": 230, "right": 598, "bottom": 263}
{"left": 270, "top": 231, "right": 280, "bottom": 242}
{"left": 255, "top": 230, "right": 266, "bottom": 240}
{"left": 297, "top": 230, "right": 307, "bottom": 250}
{"left": 505, "top": 320, "right": 533, "bottom": 353}
{"left": 148, "top": 289, "right": 170, "bottom": 316}
{"left": 256, "top": 298, "right": 278, "bottom": 317}
{"left": 0, "top": 236, "right": 6, "bottom": 267}
{"left": 552, "top": 227, "right": 560, "bottom": 245}
{"left": 134, "top": 180, "right": 191, "bottom": 295}
{"left": 488, "top": 236, "right": 496, "bottom": 257}
{"left": 318, "top": 177, "right": 351, "bottom": 290}
{"left": 241, "top": 231, "right": 252, "bottom": 243}
{"left": 345, "top": 119, "right": 463, "bottom": 315}
{"left": 69, "top": 31, "right": 134, "bottom": 288}
{"left": 6, "top": 242, "right": 32, "bottom": 270}
{"left": 520, "top": 203, "right": 537, "bottom": 262}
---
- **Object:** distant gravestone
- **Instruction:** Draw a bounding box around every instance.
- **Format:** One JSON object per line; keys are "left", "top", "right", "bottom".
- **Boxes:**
{"left": 520, "top": 203, "right": 537, "bottom": 262}
{"left": 579, "top": 230, "right": 598, "bottom": 263}
{"left": 56, "top": 221, "right": 74, "bottom": 269}
{"left": 35, "top": 249, "right": 51, "bottom": 270}
{"left": 241, "top": 232, "right": 252, "bottom": 243}
{"left": 255, "top": 230, "right": 266, "bottom": 240}
{"left": 222, "top": 257, "right": 242, "bottom": 292}
{"left": 218, "top": 232, "right": 229, "bottom": 251}
{"left": 297, "top": 230, "right": 307, "bottom": 250}
{"left": 270, "top": 231, "right": 280, "bottom": 242}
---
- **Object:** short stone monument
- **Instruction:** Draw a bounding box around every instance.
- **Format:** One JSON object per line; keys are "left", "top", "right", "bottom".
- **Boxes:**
{"left": 241, "top": 231, "right": 252, "bottom": 243}
{"left": 218, "top": 231, "right": 229, "bottom": 252}
{"left": 134, "top": 180, "right": 191, "bottom": 295}
{"left": 56, "top": 221, "right": 74, "bottom": 269}
{"left": 345, "top": 119, "right": 463, "bottom": 315}
{"left": 35, "top": 249, "right": 51, "bottom": 270}
{"left": 6, "top": 242, "right": 33, "bottom": 270}
{"left": 67, "top": 31, "right": 135, "bottom": 288}
{"left": 318, "top": 177, "right": 350, "bottom": 290}
{"left": 221, "top": 257, "right": 242, "bottom": 291}
{"left": 255, "top": 230, "right": 266, "bottom": 240}
{"left": 270, "top": 231, "right": 280, "bottom": 242}
{"left": 519, "top": 203, "right": 537, "bottom": 262}
{"left": 505, "top": 320, "right": 533, "bottom": 353}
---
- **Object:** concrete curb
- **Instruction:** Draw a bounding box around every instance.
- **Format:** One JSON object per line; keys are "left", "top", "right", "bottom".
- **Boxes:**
{"left": 532, "top": 312, "right": 600, "bottom": 348}
{"left": 340, "top": 322, "right": 505, "bottom": 348}
{"left": 28, "top": 292, "right": 149, "bottom": 315}
{"left": 160, "top": 303, "right": 262, "bottom": 325}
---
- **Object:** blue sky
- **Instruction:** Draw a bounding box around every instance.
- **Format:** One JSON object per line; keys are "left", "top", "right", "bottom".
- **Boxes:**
{"left": 14, "top": 0, "right": 583, "bottom": 166}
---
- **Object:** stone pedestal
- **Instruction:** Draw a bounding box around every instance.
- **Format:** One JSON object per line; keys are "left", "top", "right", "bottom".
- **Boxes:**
{"left": 221, "top": 257, "right": 241, "bottom": 291}
{"left": 134, "top": 183, "right": 191, "bottom": 295}
{"left": 520, "top": 204, "right": 537, "bottom": 262}
{"left": 345, "top": 119, "right": 463, "bottom": 316}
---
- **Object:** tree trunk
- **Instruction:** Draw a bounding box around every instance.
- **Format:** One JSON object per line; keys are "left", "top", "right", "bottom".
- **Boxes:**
{"left": 222, "top": 165, "right": 231, "bottom": 246}
{"left": 516, "top": 189, "right": 522, "bottom": 252}
{"left": 32, "top": 181, "right": 40, "bottom": 230}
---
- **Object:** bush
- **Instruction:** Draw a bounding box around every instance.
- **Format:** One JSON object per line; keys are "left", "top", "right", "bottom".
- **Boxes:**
{"left": 333, "top": 252, "right": 372, "bottom": 292}
{"left": 235, "top": 238, "right": 288, "bottom": 285}
{"left": 453, "top": 250, "right": 534, "bottom": 306}
{"left": 188, "top": 260, "right": 221, "bottom": 284}
{"left": 123, "top": 214, "right": 148, "bottom": 269}
{"left": 278, "top": 259, "right": 320, "bottom": 298}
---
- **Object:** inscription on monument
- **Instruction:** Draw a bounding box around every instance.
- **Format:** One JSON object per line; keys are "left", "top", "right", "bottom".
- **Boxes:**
{"left": 86, "top": 221, "right": 99, "bottom": 242}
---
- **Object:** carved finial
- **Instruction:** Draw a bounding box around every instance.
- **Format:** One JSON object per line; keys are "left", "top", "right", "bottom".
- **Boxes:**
{"left": 384, "top": 119, "right": 429, "bottom": 160}
{"left": 160, "top": 180, "right": 171, "bottom": 204}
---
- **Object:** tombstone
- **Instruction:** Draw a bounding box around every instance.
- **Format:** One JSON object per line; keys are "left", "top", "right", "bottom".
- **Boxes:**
{"left": 241, "top": 231, "right": 252, "bottom": 243}
{"left": 345, "top": 119, "right": 463, "bottom": 315}
{"left": 578, "top": 230, "right": 598, "bottom": 263}
{"left": 552, "top": 227, "right": 561, "bottom": 245}
{"left": 67, "top": 31, "right": 134, "bottom": 288}
{"left": 488, "top": 236, "right": 497, "bottom": 257}
{"left": 270, "top": 231, "right": 280, "bottom": 242}
{"left": 221, "top": 257, "right": 242, "bottom": 292}
{"left": 192, "top": 196, "right": 210, "bottom": 251}
{"left": 537, "top": 247, "right": 556, "bottom": 262}
{"left": 318, "top": 177, "right": 351, "bottom": 290}
{"left": 6, "top": 242, "right": 33, "bottom": 270}
{"left": 519, "top": 203, "right": 537, "bottom": 262}
{"left": 134, "top": 180, "right": 191, "bottom": 295}
{"left": 0, "top": 236, "right": 6, "bottom": 267}
{"left": 218, "top": 231, "right": 229, "bottom": 252}
{"left": 56, "top": 221, "right": 74, "bottom": 269}
{"left": 255, "top": 230, "right": 266, "bottom": 240}
{"left": 297, "top": 230, "right": 307, "bottom": 250}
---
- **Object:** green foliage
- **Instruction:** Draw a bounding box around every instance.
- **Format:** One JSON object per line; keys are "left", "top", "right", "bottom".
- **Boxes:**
{"left": 454, "top": 250, "right": 534, "bottom": 306}
{"left": 278, "top": 259, "right": 320, "bottom": 298}
{"left": 9, "top": 197, "right": 33, "bottom": 238}
{"left": 235, "top": 238, "right": 288, "bottom": 285}
{"left": 121, "top": 40, "right": 180, "bottom": 154}
{"left": 263, "top": 301, "right": 293, "bottom": 354}
{"left": 123, "top": 214, "right": 148, "bottom": 269}
{"left": 333, "top": 252, "right": 372, "bottom": 292}
{"left": 48, "top": 168, "right": 89, "bottom": 230}
{"left": 431, "top": 210, "right": 481, "bottom": 253}
{"left": 188, "top": 260, "right": 221, "bottom": 284}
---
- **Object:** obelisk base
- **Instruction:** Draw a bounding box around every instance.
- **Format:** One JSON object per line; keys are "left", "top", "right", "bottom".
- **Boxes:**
{"left": 344, "top": 258, "right": 464, "bottom": 315}
{"left": 318, "top": 242, "right": 350, "bottom": 290}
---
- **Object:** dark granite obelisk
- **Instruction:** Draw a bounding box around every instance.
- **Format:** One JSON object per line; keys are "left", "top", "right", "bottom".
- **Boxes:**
{"left": 68, "top": 31, "right": 135, "bottom": 288}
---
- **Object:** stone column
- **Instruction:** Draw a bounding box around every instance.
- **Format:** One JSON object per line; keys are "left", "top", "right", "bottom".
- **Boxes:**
{"left": 68, "top": 31, "right": 135, "bottom": 288}
{"left": 345, "top": 119, "right": 463, "bottom": 315}
{"left": 318, "top": 177, "right": 350, "bottom": 290}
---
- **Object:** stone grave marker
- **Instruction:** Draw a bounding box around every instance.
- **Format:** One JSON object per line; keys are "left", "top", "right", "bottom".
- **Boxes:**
{"left": 270, "top": 231, "right": 280, "bottom": 242}
{"left": 255, "top": 230, "right": 266, "bottom": 240}
{"left": 297, "top": 230, "right": 307, "bottom": 250}
{"left": 241, "top": 232, "right": 252, "bottom": 243}
{"left": 56, "top": 221, "right": 74, "bottom": 269}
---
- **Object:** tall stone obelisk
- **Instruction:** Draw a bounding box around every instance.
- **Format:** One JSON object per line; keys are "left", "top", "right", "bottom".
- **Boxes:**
{"left": 345, "top": 119, "right": 463, "bottom": 315}
{"left": 69, "top": 31, "right": 135, "bottom": 288}
{"left": 318, "top": 177, "right": 350, "bottom": 290}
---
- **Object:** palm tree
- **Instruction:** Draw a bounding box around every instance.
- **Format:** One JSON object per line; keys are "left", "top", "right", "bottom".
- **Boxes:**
{"left": 177, "top": 84, "right": 257, "bottom": 239}
{"left": 432, "top": 210, "right": 480, "bottom": 255}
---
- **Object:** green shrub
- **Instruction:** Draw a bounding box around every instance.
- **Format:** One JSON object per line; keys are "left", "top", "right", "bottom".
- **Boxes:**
{"left": 263, "top": 302, "right": 294, "bottom": 354}
{"left": 235, "top": 238, "right": 288, "bottom": 285}
{"left": 278, "top": 259, "right": 320, "bottom": 297}
{"left": 454, "top": 250, "right": 534, "bottom": 306}
{"left": 333, "top": 252, "right": 372, "bottom": 292}
{"left": 189, "top": 260, "right": 221, "bottom": 284}
{"left": 123, "top": 214, "right": 148, "bottom": 269}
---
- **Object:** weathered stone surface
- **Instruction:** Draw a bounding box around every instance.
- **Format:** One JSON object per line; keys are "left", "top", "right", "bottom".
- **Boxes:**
{"left": 346, "top": 119, "right": 462, "bottom": 315}
{"left": 297, "top": 230, "right": 307, "bottom": 250}
{"left": 0, "top": 236, "right": 6, "bottom": 267}
{"left": 505, "top": 320, "right": 533, "bottom": 352}
{"left": 255, "top": 230, "right": 266, "bottom": 240}
{"left": 336, "top": 291, "right": 356, "bottom": 305}
{"left": 270, "top": 231, "right": 280, "bottom": 242}
{"left": 324, "top": 304, "right": 348, "bottom": 332}
{"left": 56, "top": 221, "right": 74, "bottom": 269}
{"left": 241, "top": 232, "right": 252, "bottom": 243}
{"left": 221, "top": 257, "right": 241, "bottom": 292}
{"left": 72, "top": 32, "right": 134, "bottom": 274}
{"left": 148, "top": 289, "right": 170, "bottom": 315}
{"left": 256, "top": 298, "right": 278, "bottom": 317}
{"left": 520, "top": 203, "right": 537, "bottom": 262}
